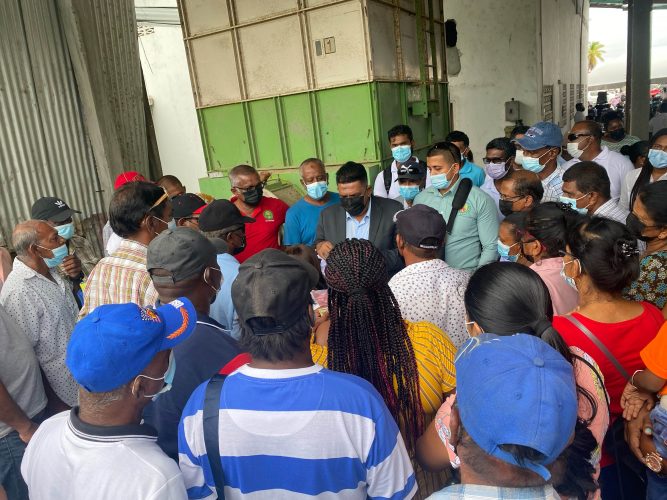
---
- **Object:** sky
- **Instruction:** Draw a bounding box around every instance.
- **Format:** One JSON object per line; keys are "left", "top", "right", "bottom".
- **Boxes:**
{"left": 588, "top": 7, "right": 667, "bottom": 85}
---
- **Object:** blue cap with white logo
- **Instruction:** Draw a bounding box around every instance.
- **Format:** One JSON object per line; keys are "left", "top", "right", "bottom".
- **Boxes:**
{"left": 517, "top": 122, "right": 563, "bottom": 151}
{"left": 66, "top": 299, "right": 196, "bottom": 392}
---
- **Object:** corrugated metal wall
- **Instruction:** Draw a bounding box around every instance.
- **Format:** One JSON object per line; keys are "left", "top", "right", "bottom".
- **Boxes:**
{"left": 0, "top": 0, "right": 105, "bottom": 250}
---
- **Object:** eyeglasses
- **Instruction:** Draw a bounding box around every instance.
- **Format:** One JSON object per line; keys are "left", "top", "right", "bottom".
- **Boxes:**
{"left": 499, "top": 194, "right": 524, "bottom": 201}
{"left": 567, "top": 133, "right": 591, "bottom": 142}
{"left": 233, "top": 181, "right": 266, "bottom": 193}
{"left": 482, "top": 157, "right": 506, "bottom": 165}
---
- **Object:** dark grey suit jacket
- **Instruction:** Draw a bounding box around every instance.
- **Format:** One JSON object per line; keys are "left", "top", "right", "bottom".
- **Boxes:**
{"left": 314, "top": 196, "right": 404, "bottom": 274}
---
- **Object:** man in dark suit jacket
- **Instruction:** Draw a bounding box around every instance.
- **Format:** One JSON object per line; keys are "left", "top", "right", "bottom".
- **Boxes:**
{"left": 314, "top": 161, "right": 403, "bottom": 274}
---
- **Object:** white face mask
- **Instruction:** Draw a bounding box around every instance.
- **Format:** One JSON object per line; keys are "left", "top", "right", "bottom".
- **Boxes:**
{"left": 514, "top": 150, "right": 524, "bottom": 166}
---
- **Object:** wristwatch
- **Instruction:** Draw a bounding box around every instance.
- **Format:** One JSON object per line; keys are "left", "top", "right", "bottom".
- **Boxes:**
{"left": 645, "top": 452, "right": 663, "bottom": 473}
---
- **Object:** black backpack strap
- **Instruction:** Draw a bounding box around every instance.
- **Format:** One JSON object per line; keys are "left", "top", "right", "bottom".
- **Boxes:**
{"left": 446, "top": 178, "right": 473, "bottom": 235}
{"left": 383, "top": 166, "right": 393, "bottom": 196}
{"left": 203, "top": 374, "right": 227, "bottom": 499}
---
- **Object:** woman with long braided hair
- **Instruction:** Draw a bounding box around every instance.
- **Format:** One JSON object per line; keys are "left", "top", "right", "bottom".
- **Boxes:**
{"left": 312, "top": 238, "right": 456, "bottom": 499}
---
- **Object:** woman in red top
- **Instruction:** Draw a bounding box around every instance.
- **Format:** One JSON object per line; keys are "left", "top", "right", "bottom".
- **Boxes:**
{"left": 554, "top": 216, "right": 665, "bottom": 499}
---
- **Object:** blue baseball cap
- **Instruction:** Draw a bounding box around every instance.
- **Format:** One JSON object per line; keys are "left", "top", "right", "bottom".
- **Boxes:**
{"left": 517, "top": 122, "right": 563, "bottom": 151}
{"left": 455, "top": 333, "right": 577, "bottom": 481}
{"left": 66, "top": 299, "right": 196, "bottom": 392}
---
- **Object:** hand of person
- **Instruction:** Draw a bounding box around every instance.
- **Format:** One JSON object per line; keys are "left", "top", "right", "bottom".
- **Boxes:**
{"left": 316, "top": 241, "right": 334, "bottom": 260}
{"left": 625, "top": 399, "right": 655, "bottom": 462}
{"left": 621, "top": 382, "right": 655, "bottom": 420}
{"left": 61, "top": 254, "right": 82, "bottom": 279}
{"left": 17, "top": 421, "right": 39, "bottom": 444}
{"left": 259, "top": 172, "right": 272, "bottom": 183}
{"left": 434, "top": 393, "right": 460, "bottom": 469}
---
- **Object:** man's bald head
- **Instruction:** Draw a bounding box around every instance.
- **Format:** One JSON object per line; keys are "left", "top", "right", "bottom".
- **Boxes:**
{"left": 13, "top": 220, "right": 56, "bottom": 257}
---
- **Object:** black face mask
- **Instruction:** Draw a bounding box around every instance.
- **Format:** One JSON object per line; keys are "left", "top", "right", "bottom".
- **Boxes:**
{"left": 340, "top": 195, "right": 367, "bottom": 217}
{"left": 609, "top": 128, "right": 625, "bottom": 141}
{"left": 499, "top": 199, "right": 515, "bottom": 217}
{"left": 242, "top": 186, "right": 263, "bottom": 206}
{"left": 626, "top": 213, "right": 653, "bottom": 242}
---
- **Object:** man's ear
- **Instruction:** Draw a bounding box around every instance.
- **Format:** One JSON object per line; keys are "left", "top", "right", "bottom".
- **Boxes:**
{"left": 449, "top": 403, "right": 462, "bottom": 447}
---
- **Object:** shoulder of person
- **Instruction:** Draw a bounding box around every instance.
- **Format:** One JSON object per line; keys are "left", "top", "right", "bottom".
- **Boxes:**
{"left": 372, "top": 195, "right": 403, "bottom": 213}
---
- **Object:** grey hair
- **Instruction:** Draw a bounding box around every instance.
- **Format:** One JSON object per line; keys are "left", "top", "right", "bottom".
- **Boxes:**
{"left": 78, "top": 381, "right": 132, "bottom": 413}
{"left": 12, "top": 221, "right": 41, "bottom": 257}
{"left": 228, "top": 164, "right": 258, "bottom": 184}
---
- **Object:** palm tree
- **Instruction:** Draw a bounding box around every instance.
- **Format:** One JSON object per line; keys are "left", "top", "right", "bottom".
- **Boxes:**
{"left": 588, "top": 41, "right": 605, "bottom": 73}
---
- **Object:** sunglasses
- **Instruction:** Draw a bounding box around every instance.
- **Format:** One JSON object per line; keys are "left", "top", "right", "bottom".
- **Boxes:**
{"left": 567, "top": 133, "right": 591, "bottom": 142}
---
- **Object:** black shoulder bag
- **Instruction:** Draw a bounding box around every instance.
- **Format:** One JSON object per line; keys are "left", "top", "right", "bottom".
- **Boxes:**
{"left": 203, "top": 374, "right": 227, "bottom": 499}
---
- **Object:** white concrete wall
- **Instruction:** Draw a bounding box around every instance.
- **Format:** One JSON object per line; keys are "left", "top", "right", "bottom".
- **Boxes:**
{"left": 443, "top": 0, "right": 588, "bottom": 161}
{"left": 136, "top": 0, "right": 207, "bottom": 192}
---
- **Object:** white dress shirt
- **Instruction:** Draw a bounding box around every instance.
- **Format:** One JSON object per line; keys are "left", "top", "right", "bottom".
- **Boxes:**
{"left": 373, "top": 157, "right": 430, "bottom": 198}
{"left": 619, "top": 167, "right": 667, "bottom": 211}
{"left": 563, "top": 146, "right": 634, "bottom": 201}
{"left": 389, "top": 259, "right": 470, "bottom": 348}
{"left": 0, "top": 259, "right": 79, "bottom": 407}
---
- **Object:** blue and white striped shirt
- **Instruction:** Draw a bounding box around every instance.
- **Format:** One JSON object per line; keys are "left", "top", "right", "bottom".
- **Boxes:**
{"left": 178, "top": 364, "right": 416, "bottom": 500}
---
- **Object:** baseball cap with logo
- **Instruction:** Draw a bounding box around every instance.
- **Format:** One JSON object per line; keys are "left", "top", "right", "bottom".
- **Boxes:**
{"left": 516, "top": 122, "right": 563, "bottom": 152}
{"left": 395, "top": 204, "right": 446, "bottom": 249}
{"left": 114, "top": 171, "right": 147, "bottom": 190}
{"left": 455, "top": 333, "right": 577, "bottom": 481}
{"left": 232, "top": 249, "right": 319, "bottom": 336}
{"left": 147, "top": 227, "right": 217, "bottom": 285}
{"left": 30, "top": 197, "right": 81, "bottom": 223}
{"left": 66, "top": 298, "right": 196, "bottom": 392}
{"left": 396, "top": 159, "right": 427, "bottom": 181}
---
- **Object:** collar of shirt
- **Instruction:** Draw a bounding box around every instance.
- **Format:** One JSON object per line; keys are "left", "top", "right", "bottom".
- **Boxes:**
{"left": 593, "top": 146, "right": 610, "bottom": 162}
{"left": 435, "top": 483, "right": 559, "bottom": 499}
{"left": 423, "top": 176, "right": 463, "bottom": 199}
{"left": 68, "top": 407, "right": 157, "bottom": 443}
{"left": 401, "top": 258, "right": 449, "bottom": 275}
{"left": 542, "top": 165, "right": 564, "bottom": 187}
{"left": 345, "top": 197, "right": 372, "bottom": 223}
{"left": 529, "top": 256, "right": 564, "bottom": 272}
{"left": 12, "top": 258, "right": 61, "bottom": 284}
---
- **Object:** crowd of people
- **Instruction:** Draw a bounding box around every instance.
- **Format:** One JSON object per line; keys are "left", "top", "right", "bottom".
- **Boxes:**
{"left": 0, "top": 114, "right": 667, "bottom": 500}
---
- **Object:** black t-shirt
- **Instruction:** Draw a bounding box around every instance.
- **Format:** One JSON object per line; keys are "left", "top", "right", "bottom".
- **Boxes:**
{"left": 142, "top": 313, "right": 242, "bottom": 460}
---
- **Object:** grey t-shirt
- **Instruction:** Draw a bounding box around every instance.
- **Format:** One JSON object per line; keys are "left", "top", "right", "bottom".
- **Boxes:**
{"left": 0, "top": 305, "right": 47, "bottom": 438}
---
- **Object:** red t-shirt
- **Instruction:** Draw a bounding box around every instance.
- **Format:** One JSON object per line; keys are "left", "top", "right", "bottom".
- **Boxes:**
{"left": 231, "top": 196, "right": 288, "bottom": 263}
{"left": 554, "top": 302, "right": 665, "bottom": 466}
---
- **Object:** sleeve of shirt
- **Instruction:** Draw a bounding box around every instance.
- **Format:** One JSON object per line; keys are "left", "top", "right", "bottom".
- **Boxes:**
{"left": 314, "top": 210, "right": 326, "bottom": 246}
{"left": 475, "top": 191, "right": 500, "bottom": 268}
{"left": 365, "top": 410, "right": 417, "bottom": 500}
{"left": 283, "top": 206, "right": 300, "bottom": 246}
{"left": 432, "top": 327, "right": 457, "bottom": 394}
{"left": 373, "top": 170, "right": 388, "bottom": 198}
{"left": 619, "top": 169, "right": 633, "bottom": 211}
{"left": 143, "top": 279, "right": 160, "bottom": 308}
{"left": 472, "top": 166, "right": 486, "bottom": 187}
{"left": 147, "top": 472, "right": 189, "bottom": 500}
{"left": 641, "top": 325, "right": 667, "bottom": 380}
{"left": 0, "top": 287, "right": 40, "bottom": 346}
{"left": 276, "top": 199, "right": 289, "bottom": 225}
{"left": 179, "top": 382, "right": 216, "bottom": 500}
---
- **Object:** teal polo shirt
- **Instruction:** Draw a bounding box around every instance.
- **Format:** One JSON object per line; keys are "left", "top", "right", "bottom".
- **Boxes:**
{"left": 459, "top": 161, "right": 486, "bottom": 187}
{"left": 414, "top": 179, "right": 499, "bottom": 272}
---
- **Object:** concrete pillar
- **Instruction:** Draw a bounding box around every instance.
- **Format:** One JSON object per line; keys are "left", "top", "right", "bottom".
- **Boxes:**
{"left": 625, "top": 0, "right": 651, "bottom": 139}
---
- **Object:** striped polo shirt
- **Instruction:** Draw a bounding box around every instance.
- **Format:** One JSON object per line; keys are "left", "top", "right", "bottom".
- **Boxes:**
{"left": 178, "top": 364, "right": 416, "bottom": 499}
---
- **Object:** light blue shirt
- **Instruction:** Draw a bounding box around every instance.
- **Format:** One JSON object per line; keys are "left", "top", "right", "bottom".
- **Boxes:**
{"left": 345, "top": 199, "right": 372, "bottom": 240}
{"left": 209, "top": 253, "right": 241, "bottom": 340}
{"left": 284, "top": 192, "right": 340, "bottom": 246}
{"left": 459, "top": 161, "right": 486, "bottom": 187}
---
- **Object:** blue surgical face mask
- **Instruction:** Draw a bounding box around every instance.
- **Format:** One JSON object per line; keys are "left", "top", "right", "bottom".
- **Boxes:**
{"left": 305, "top": 180, "right": 328, "bottom": 200}
{"left": 392, "top": 145, "right": 412, "bottom": 164}
{"left": 137, "top": 352, "right": 176, "bottom": 401}
{"left": 55, "top": 222, "right": 75, "bottom": 240}
{"left": 430, "top": 165, "right": 455, "bottom": 190}
{"left": 560, "top": 258, "right": 579, "bottom": 291}
{"left": 648, "top": 148, "right": 667, "bottom": 169}
{"left": 36, "top": 243, "right": 68, "bottom": 268}
{"left": 559, "top": 194, "right": 590, "bottom": 215}
{"left": 497, "top": 240, "right": 520, "bottom": 260}
{"left": 522, "top": 150, "right": 549, "bottom": 173}
{"left": 399, "top": 185, "right": 420, "bottom": 201}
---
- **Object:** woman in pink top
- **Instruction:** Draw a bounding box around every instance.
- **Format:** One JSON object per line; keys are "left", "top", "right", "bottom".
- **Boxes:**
{"left": 520, "top": 202, "right": 581, "bottom": 315}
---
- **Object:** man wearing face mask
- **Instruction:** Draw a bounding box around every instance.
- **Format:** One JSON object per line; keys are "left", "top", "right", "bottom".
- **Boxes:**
{"left": 498, "top": 169, "right": 544, "bottom": 217}
{"left": 395, "top": 159, "right": 427, "bottom": 208}
{"left": 516, "top": 121, "right": 567, "bottom": 202}
{"left": 601, "top": 111, "right": 640, "bottom": 153}
{"left": 199, "top": 200, "right": 256, "bottom": 340}
{"left": 0, "top": 221, "right": 79, "bottom": 410}
{"left": 373, "top": 124, "right": 426, "bottom": 199}
{"left": 142, "top": 228, "right": 244, "bottom": 461}
{"left": 229, "top": 164, "right": 288, "bottom": 263}
{"left": 21, "top": 299, "right": 195, "bottom": 499}
{"left": 481, "top": 137, "right": 516, "bottom": 218}
{"left": 79, "top": 181, "right": 172, "bottom": 318}
{"left": 414, "top": 142, "right": 499, "bottom": 272}
{"left": 284, "top": 158, "right": 340, "bottom": 246}
{"left": 445, "top": 130, "right": 486, "bottom": 187}
{"left": 315, "top": 161, "right": 403, "bottom": 274}
{"left": 30, "top": 197, "right": 100, "bottom": 308}
{"left": 562, "top": 120, "right": 633, "bottom": 200}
